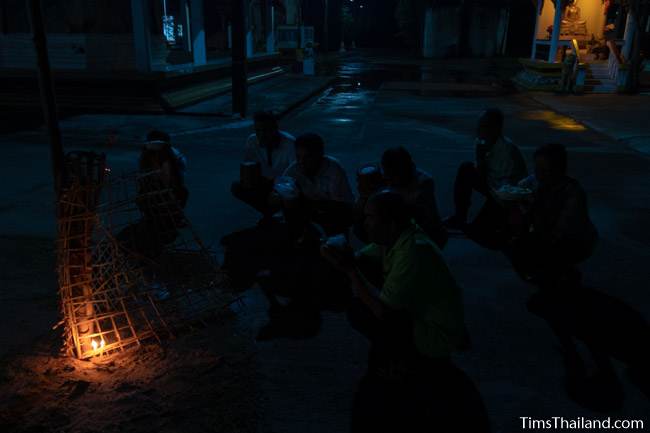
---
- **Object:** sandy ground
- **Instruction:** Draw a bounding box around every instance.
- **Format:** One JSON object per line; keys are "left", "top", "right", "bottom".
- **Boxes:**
{"left": 0, "top": 235, "right": 260, "bottom": 433}
{"left": 0, "top": 305, "right": 261, "bottom": 433}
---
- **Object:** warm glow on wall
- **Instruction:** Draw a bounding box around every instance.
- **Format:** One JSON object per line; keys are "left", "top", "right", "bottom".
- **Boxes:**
{"left": 536, "top": 0, "right": 607, "bottom": 40}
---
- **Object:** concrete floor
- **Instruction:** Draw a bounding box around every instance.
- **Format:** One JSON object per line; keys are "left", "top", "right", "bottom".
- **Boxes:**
{"left": 1, "top": 51, "right": 648, "bottom": 432}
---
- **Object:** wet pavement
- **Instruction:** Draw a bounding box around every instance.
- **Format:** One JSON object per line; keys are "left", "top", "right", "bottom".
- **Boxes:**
{"left": 1, "top": 51, "right": 648, "bottom": 432}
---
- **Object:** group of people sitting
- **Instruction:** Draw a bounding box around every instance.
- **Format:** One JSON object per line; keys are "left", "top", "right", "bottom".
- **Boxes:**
{"left": 220, "top": 108, "right": 599, "bottom": 431}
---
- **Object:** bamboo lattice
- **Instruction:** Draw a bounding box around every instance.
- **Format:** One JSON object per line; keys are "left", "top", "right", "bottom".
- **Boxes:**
{"left": 56, "top": 152, "right": 233, "bottom": 360}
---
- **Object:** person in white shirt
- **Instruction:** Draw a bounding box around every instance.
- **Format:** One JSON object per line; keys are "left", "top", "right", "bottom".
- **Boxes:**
{"left": 279, "top": 133, "right": 354, "bottom": 238}
{"left": 231, "top": 111, "right": 295, "bottom": 218}
{"left": 444, "top": 108, "right": 527, "bottom": 249}
{"left": 253, "top": 133, "right": 355, "bottom": 340}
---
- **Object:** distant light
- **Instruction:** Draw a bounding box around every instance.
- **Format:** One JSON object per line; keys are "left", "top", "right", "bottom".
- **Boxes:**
{"left": 360, "top": 5, "right": 364, "bottom": 8}
{"left": 357, "top": 82, "right": 361, "bottom": 86}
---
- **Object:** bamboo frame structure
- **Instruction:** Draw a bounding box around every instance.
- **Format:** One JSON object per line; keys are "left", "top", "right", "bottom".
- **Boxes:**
{"left": 56, "top": 152, "right": 232, "bottom": 360}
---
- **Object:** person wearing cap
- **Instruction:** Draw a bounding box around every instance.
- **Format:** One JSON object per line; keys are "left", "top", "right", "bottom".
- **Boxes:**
{"left": 444, "top": 108, "right": 527, "bottom": 249}
{"left": 231, "top": 111, "right": 295, "bottom": 220}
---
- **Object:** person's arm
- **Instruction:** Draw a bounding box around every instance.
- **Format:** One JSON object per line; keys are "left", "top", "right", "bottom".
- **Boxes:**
{"left": 320, "top": 239, "right": 386, "bottom": 319}
{"left": 509, "top": 145, "right": 528, "bottom": 185}
{"left": 411, "top": 180, "right": 447, "bottom": 247}
{"left": 330, "top": 164, "right": 355, "bottom": 204}
{"left": 352, "top": 246, "right": 416, "bottom": 319}
{"left": 243, "top": 135, "right": 258, "bottom": 162}
{"left": 475, "top": 140, "right": 490, "bottom": 174}
{"left": 550, "top": 184, "right": 588, "bottom": 245}
{"left": 347, "top": 267, "right": 387, "bottom": 319}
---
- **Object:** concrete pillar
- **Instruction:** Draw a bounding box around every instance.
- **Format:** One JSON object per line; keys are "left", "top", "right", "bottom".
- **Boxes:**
{"left": 191, "top": 0, "right": 207, "bottom": 65}
{"left": 131, "top": 0, "right": 152, "bottom": 72}
{"left": 179, "top": 0, "right": 191, "bottom": 51}
{"left": 622, "top": 11, "right": 636, "bottom": 60}
{"left": 532, "top": 0, "right": 542, "bottom": 59}
{"left": 422, "top": 7, "right": 434, "bottom": 58}
{"left": 266, "top": 1, "right": 275, "bottom": 54}
{"left": 246, "top": 28, "right": 254, "bottom": 57}
{"left": 285, "top": 0, "right": 299, "bottom": 25}
{"left": 548, "top": 0, "right": 563, "bottom": 63}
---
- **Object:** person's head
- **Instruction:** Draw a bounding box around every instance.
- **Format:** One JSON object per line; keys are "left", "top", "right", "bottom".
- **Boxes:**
{"left": 146, "top": 130, "right": 171, "bottom": 145}
{"left": 253, "top": 111, "right": 280, "bottom": 147}
{"left": 141, "top": 130, "right": 171, "bottom": 170}
{"left": 381, "top": 146, "right": 415, "bottom": 187}
{"left": 363, "top": 189, "right": 411, "bottom": 247}
{"left": 295, "top": 133, "right": 325, "bottom": 176}
{"left": 534, "top": 143, "right": 568, "bottom": 186}
{"left": 476, "top": 108, "right": 504, "bottom": 145}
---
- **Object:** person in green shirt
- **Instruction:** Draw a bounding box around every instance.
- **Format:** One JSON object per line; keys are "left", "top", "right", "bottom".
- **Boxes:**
{"left": 322, "top": 190, "right": 489, "bottom": 433}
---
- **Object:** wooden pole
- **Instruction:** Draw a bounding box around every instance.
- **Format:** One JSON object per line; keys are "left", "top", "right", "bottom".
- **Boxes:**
{"left": 27, "top": 0, "right": 65, "bottom": 197}
{"left": 232, "top": 0, "right": 248, "bottom": 117}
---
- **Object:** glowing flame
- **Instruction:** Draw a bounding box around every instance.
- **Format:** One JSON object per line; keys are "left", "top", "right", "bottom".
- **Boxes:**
{"left": 91, "top": 339, "right": 105, "bottom": 351}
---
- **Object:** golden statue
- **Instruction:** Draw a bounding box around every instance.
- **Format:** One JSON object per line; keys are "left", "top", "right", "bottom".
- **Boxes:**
{"left": 561, "top": 0, "right": 588, "bottom": 36}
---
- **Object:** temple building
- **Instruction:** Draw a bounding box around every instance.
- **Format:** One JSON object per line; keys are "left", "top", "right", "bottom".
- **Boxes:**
{"left": 516, "top": 0, "right": 650, "bottom": 93}
{"left": 0, "top": 0, "right": 288, "bottom": 111}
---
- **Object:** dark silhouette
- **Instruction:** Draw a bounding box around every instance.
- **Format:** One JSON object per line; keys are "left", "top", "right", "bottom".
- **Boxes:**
{"left": 505, "top": 143, "right": 648, "bottom": 409}
{"left": 444, "top": 108, "right": 527, "bottom": 250}
{"left": 323, "top": 190, "right": 490, "bottom": 433}
{"left": 354, "top": 146, "right": 447, "bottom": 249}
{"left": 118, "top": 130, "right": 188, "bottom": 258}
{"left": 231, "top": 111, "right": 295, "bottom": 220}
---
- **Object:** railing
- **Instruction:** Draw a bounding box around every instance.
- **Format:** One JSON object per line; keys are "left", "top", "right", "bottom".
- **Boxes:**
{"left": 607, "top": 40, "right": 629, "bottom": 91}
{"left": 570, "top": 39, "right": 586, "bottom": 93}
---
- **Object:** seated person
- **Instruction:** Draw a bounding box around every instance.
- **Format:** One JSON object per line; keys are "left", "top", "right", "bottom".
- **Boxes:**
{"left": 321, "top": 190, "right": 489, "bottom": 433}
{"left": 279, "top": 133, "right": 354, "bottom": 238}
{"left": 138, "top": 129, "right": 188, "bottom": 208}
{"left": 444, "top": 108, "right": 527, "bottom": 249}
{"left": 121, "top": 130, "right": 188, "bottom": 257}
{"left": 231, "top": 111, "right": 295, "bottom": 219}
{"left": 355, "top": 147, "right": 447, "bottom": 249}
{"left": 507, "top": 143, "right": 598, "bottom": 291}
{"left": 233, "top": 134, "right": 353, "bottom": 340}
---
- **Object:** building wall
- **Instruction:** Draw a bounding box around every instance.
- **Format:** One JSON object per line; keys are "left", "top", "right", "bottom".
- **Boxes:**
{"left": 0, "top": 0, "right": 275, "bottom": 71}
{"left": 0, "top": 33, "right": 137, "bottom": 70}
{"left": 430, "top": 6, "right": 461, "bottom": 57}
{"left": 426, "top": 5, "right": 507, "bottom": 58}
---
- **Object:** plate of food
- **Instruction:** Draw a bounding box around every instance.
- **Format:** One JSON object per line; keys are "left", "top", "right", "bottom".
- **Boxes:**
{"left": 493, "top": 184, "right": 533, "bottom": 201}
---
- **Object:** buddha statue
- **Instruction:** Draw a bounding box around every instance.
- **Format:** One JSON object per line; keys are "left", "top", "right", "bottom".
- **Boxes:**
{"left": 561, "top": 0, "right": 588, "bottom": 36}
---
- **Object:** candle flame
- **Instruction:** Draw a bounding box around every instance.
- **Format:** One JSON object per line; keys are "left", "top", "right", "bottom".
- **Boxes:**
{"left": 91, "top": 339, "right": 106, "bottom": 351}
